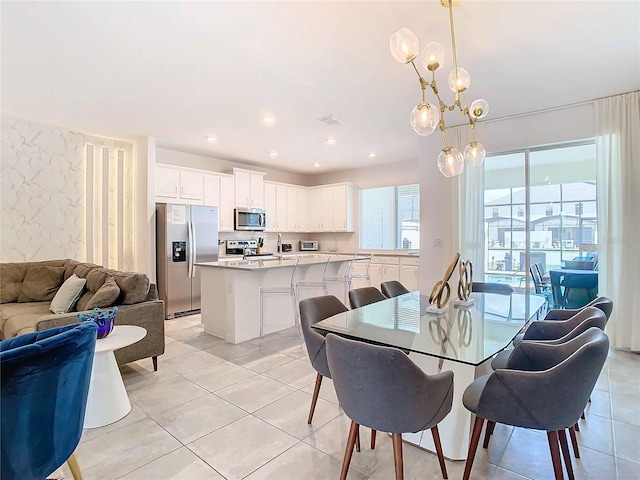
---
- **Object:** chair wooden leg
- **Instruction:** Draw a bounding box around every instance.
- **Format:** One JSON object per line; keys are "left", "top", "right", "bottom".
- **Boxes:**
{"left": 307, "top": 373, "right": 323, "bottom": 424}
{"left": 392, "top": 433, "right": 404, "bottom": 480}
{"left": 355, "top": 424, "right": 361, "bottom": 452}
{"left": 483, "top": 420, "right": 496, "bottom": 449}
{"left": 152, "top": 356, "right": 158, "bottom": 372}
{"left": 67, "top": 453, "right": 83, "bottom": 480}
{"left": 558, "top": 429, "right": 575, "bottom": 480}
{"left": 340, "top": 421, "right": 359, "bottom": 480}
{"left": 574, "top": 422, "right": 580, "bottom": 432}
{"left": 463, "top": 416, "right": 485, "bottom": 480}
{"left": 431, "top": 425, "right": 448, "bottom": 479}
{"left": 371, "top": 429, "right": 377, "bottom": 449}
{"left": 568, "top": 426, "right": 580, "bottom": 458}
{"left": 547, "top": 431, "right": 565, "bottom": 480}
{"left": 581, "top": 411, "right": 586, "bottom": 420}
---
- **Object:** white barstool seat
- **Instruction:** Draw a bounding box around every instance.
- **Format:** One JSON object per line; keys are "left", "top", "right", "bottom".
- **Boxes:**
{"left": 323, "top": 254, "right": 374, "bottom": 304}
{"left": 259, "top": 257, "right": 301, "bottom": 346}
{"left": 296, "top": 255, "right": 331, "bottom": 301}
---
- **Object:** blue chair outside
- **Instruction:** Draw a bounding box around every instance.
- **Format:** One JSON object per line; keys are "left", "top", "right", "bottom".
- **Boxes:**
{"left": 1, "top": 322, "right": 97, "bottom": 480}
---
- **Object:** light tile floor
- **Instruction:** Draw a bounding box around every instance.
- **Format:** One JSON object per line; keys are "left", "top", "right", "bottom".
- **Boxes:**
{"left": 56, "top": 315, "right": 639, "bottom": 480}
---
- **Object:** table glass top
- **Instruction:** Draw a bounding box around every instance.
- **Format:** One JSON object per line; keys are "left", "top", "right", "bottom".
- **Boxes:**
{"left": 312, "top": 292, "right": 546, "bottom": 366}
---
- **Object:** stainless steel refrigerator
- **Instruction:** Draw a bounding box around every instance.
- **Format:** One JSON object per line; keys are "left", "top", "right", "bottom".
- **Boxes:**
{"left": 156, "top": 203, "right": 219, "bottom": 319}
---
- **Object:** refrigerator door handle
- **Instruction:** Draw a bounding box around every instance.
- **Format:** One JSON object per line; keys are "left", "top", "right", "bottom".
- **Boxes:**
{"left": 187, "top": 220, "right": 194, "bottom": 279}
{"left": 191, "top": 220, "right": 198, "bottom": 278}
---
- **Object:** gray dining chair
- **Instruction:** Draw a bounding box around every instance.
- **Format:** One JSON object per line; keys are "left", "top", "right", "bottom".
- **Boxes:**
{"left": 348, "top": 286, "right": 386, "bottom": 309}
{"left": 381, "top": 280, "right": 410, "bottom": 298}
{"left": 462, "top": 328, "right": 609, "bottom": 480}
{"left": 493, "top": 307, "right": 606, "bottom": 369}
{"left": 511, "top": 306, "right": 606, "bottom": 348}
{"left": 544, "top": 296, "right": 613, "bottom": 323}
{"left": 326, "top": 334, "right": 454, "bottom": 480}
{"left": 299, "top": 295, "right": 348, "bottom": 425}
{"left": 471, "top": 282, "right": 514, "bottom": 294}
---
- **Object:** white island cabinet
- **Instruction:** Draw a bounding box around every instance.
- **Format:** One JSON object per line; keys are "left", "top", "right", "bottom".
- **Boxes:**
{"left": 197, "top": 255, "right": 354, "bottom": 344}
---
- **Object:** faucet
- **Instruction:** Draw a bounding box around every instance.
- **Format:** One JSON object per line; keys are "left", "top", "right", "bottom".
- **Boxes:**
{"left": 277, "top": 233, "right": 283, "bottom": 259}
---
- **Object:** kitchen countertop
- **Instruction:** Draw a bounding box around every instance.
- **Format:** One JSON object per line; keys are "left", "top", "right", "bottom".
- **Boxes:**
{"left": 318, "top": 250, "right": 420, "bottom": 258}
{"left": 198, "top": 253, "right": 359, "bottom": 270}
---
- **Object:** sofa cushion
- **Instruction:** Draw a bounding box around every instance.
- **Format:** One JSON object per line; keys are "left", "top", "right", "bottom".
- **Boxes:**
{"left": 0, "top": 263, "right": 27, "bottom": 303}
{"left": 0, "top": 302, "right": 51, "bottom": 334}
{"left": 17, "top": 266, "right": 65, "bottom": 303}
{"left": 103, "top": 270, "right": 150, "bottom": 305}
{"left": 50, "top": 274, "right": 86, "bottom": 314}
{"left": 86, "top": 276, "right": 120, "bottom": 309}
{"left": 3, "top": 314, "right": 44, "bottom": 339}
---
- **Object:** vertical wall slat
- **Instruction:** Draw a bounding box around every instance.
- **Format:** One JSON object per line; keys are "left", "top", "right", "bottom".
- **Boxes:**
{"left": 101, "top": 147, "right": 110, "bottom": 267}
{"left": 85, "top": 145, "right": 94, "bottom": 263}
{"left": 117, "top": 149, "right": 125, "bottom": 270}
{"left": 92, "top": 146, "right": 102, "bottom": 263}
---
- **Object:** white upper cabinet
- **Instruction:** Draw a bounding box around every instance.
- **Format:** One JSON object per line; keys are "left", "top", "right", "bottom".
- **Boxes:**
{"left": 180, "top": 171, "right": 204, "bottom": 200}
{"left": 203, "top": 173, "right": 235, "bottom": 231}
{"left": 308, "top": 184, "right": 355, "bottom": 232}
{"left": 156, "top": 166, "right": 203, "bottom": 204}
{"left": 286, "top": 186, "right": 308, "bottom": 231}
{"left": 263, "top": 182, "right": 277, "bottom": 232}
{"left": 156, "top": 167, "right": 180, "bottom": 199}
{"left": 234, "top": 168, "right": 265, "bottom": 209}
{"left": 275, "top": 184, "right": 287, "bottom": 231}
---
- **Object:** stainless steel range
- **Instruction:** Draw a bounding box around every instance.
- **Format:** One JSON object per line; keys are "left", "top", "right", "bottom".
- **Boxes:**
{"left": 225, "top": 240, "right": 275, "bottom": 257}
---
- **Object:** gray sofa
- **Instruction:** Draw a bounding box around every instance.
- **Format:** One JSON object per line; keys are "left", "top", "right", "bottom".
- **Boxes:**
{"left": 0, "top": 259, "right": 165, "bottom": 370}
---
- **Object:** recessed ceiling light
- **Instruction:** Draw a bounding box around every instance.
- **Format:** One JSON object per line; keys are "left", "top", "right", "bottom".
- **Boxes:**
{"left": 263, "top": 116, "right": 275, "bottom": 126}
{"left": 326, "top": 137, "right": 336, "bottom": 145}
{"left": 313, "top": 162, "right": 320, "bottom": 167}
{"left": 269, "top": 151, "right": 278, "bottom": 158}
{"left": 206, "top": 136, "right": 217, "bottom": 143}
{"left": 368, "top": 152, "right": 376, "bottom": 158}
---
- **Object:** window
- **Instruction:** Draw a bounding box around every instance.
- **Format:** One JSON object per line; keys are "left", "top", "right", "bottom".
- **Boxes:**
{"left": 360, "top": 184, "right": 419, "bottom": 250}
{"left": 484, "top": 142, "right": 597, "bottom": 287}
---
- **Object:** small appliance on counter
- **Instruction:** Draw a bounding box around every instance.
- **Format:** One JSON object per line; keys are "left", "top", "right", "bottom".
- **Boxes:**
{"left": 281, "top": 243, "right": 293, "bottom": 253}
{"left": 299, "top": 240, "right": 319, "bottom": 251}
{"left": 225, "top": 240, "right": 274, "bottom": 257}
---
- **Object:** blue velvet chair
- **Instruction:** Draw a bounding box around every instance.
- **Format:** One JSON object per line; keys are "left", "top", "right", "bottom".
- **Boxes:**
{"left": 1, "top": 322, "right": 97, "bottom": 480}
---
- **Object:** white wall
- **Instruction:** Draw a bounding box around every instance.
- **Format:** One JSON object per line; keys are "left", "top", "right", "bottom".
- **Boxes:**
{"left": 1, "top": 116, "right": 137, "bottom": 270}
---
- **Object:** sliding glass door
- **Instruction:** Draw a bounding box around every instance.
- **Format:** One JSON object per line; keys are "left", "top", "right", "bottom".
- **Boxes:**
{"left": 483, "top": 141, "right": 597, "bottom": 300}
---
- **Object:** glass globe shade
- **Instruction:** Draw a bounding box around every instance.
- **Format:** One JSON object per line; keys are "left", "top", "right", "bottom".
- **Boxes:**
{"left": 390, "top": 28, "right": 419, "bottom": 64}
{"left": 464, "top": 142, "right": 486, "bottom": 166}
{"left": 421, "top": 42, "right": 445, "bottom": 71}
{"left": 410, "top": 102, "right": 439, "bottom": 136}
{"left": 448, "top": 67, "right": 471, "bottom": 93}
{"left": 469, "top": 98, "right": 490, "bottom": 119}
{"left": 437, "top": 147, "right": 465, "bottom": 177}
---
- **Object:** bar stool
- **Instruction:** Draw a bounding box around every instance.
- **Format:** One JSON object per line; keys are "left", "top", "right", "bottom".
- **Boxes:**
{"left": 324, "top": 254, "right": 374, "bottom": 304}
{"left": 295, "top": 255, "right": 331, "bottom": 301}
{"left": 259, "top": 257, "right": 301, "bottom": 346}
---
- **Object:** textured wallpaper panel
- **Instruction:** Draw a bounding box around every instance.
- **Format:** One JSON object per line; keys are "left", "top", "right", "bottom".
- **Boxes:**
{"left": 1, "top": 117, "right": 134, "bottom": 269}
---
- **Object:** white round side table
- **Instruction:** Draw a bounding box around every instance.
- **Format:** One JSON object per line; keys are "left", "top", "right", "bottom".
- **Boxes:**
{"left": 83, "top": 325, "right": 147, "bottom": 429}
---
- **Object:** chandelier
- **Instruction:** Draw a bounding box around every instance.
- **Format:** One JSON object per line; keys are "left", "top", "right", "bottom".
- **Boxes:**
{"left": 390, "top": 0, "right": 489, "bottom": 177}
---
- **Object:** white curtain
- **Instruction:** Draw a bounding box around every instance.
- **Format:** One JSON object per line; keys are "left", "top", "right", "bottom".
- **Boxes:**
{"left": 595, "top": 91, "right": 640, "bottom": 351}
{"left": 450, "top": 124, "right": 486, "bottom": 279}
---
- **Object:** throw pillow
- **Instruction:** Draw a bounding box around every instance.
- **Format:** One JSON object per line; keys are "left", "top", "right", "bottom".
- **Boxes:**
{"left": 17, "top": 266, "right": 65, "bottom": 302}
{"left": 85, "top": 276, "right": 120, "bottom": 310}
{"left": 50, "top": 274, "right": 87, "bottom": 314}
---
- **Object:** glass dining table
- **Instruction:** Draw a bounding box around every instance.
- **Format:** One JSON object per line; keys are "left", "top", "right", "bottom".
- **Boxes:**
{"left": 312, "top": 291, "right": 546, "bottom": 460}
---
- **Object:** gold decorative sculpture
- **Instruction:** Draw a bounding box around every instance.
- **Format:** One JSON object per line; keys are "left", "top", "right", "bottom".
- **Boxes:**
{"left": 455, "top": 258, "right": 474, "bottom": 307}
{"left": 427, "top": 253, "right": 460, "bottom": 313}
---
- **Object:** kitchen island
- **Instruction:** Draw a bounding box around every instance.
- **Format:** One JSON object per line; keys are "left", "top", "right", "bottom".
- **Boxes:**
{"left": 197, "top": 254, "right": 355, "bottom": 343}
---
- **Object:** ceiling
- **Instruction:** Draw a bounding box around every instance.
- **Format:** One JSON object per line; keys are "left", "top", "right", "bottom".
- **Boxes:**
{"left": 2, "top": 1, "right": 638, "bottom": 174}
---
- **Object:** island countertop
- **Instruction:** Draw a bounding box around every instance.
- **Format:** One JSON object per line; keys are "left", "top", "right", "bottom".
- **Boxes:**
{"left": 197, "top": 253, "right": 360, "bottom": 270}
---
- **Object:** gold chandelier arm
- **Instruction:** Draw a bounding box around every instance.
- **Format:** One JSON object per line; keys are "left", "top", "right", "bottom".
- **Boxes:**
{"left": 447, "top": 0, "right": 460, "bottom": 90}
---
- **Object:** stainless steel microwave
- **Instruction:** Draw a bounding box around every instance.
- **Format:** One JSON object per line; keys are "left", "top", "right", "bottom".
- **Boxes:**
{"left": 234, "top": 208, "right": 266, "bottom": 231}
